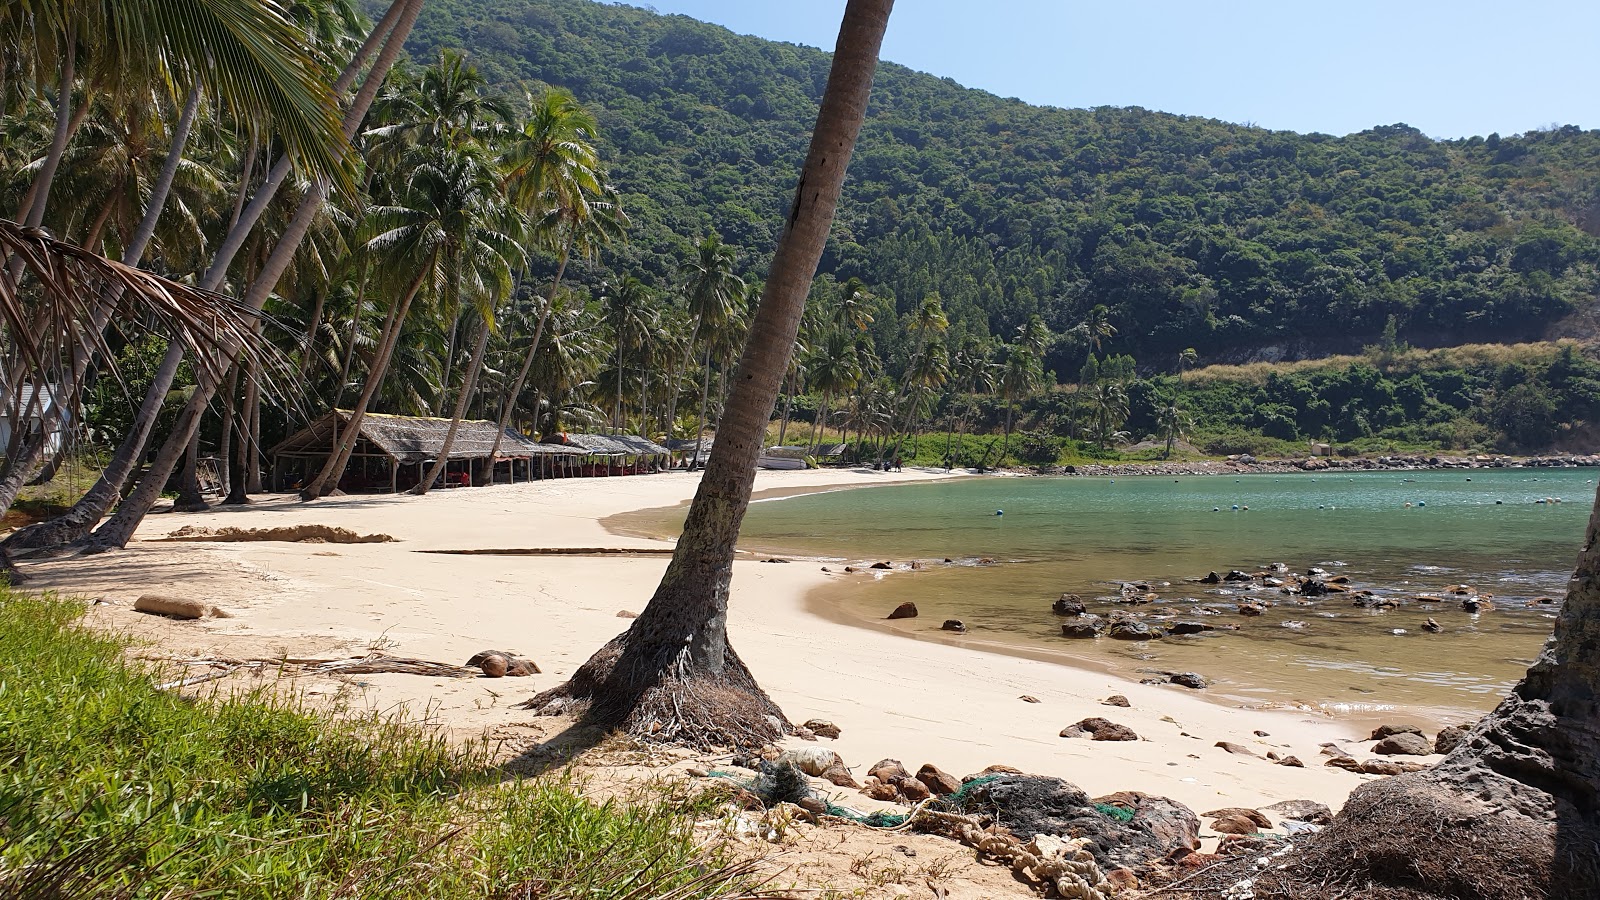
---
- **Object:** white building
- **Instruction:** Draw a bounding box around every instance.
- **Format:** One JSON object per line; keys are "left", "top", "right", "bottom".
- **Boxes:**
{"left": 0, "top": 384, "right": 70, "bottom": 459}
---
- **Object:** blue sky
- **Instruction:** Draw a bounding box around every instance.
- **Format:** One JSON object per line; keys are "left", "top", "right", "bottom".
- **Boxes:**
{"left": 622, "top": 1, "right": 1598, "bottom": 139}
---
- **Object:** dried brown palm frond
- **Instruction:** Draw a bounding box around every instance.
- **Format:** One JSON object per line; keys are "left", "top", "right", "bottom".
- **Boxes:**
{"left": 0, "top": 218, "right": 278, "bottom": 388}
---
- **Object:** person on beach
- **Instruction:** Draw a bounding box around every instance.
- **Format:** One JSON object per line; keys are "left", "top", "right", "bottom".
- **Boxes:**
{"left": 893, "top": 454, "right": 903, "bottom": 472}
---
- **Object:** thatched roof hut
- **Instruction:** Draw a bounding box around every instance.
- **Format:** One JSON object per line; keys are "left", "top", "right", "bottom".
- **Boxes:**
{"left": 270, "top": 410, "right": 551, "bottom": 492}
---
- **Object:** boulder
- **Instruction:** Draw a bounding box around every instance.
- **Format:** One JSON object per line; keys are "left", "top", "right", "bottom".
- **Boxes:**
{"left": 1276, "top": 756, "right": 1305, "bottom": 767}
{"left": 1209, "top": 814, "right": 1263, "bottom": 835}
{"left": 940, "top": 618, "right": 967, "bottom": 633}
{"left": 802, "top": 718, "right": 841, "bottom": 739}
{"left": 1434, "top": 725, "right": 1467, "bottom": 754}
{"left": 1224, "top": 570, "right": 1253, "bottom": 582}
{"left": 897, "top": 777, "right": 932, "bottom": 802}
{"left": 916, "top": 764, "right": 962, "bottom": 796}
{"left": 956, "top": 775, "right": 1199, "bottom": 870}
{"left": 1262, "top": 799, "right": 1332, "bottom": 826}
{"left": 1093, "top": 791, "right": 1201, "bottom": 857}
{"left": 1053, "top": 594, "right": 1086, "bottom": 616}
{"left": 1200, "top": 571, "right": 1222, "bottom": 584}
{"left": 1374, "top": 731, "right": 1433, "bottom": 756}
{"left": 1370, "top": 724, "right": 1424, "bottom": 740}
{"left": 1215, "top": 741, "right": 1257, "bottom": 756}
{"left": 1061, "top": 717, "right": 1139, "bottom": 741}
{"left": 868, "top": 758, "right": 909, "bottom": 782}
{"left": 1168, "top": 672, "right": 1208, "bottom": 690}
{"left": 777, "top": 747, "right": 845, "bottom": 777}
{"left": 885, "top": 602, "right": 918, "bottom": 620}
{"left": 821, "top": 764, "right": 859, "bottom": 788}
{"left": 861, "top": 777, "right": 898, "bottom": 801}
{"left": 1325, "top": 756, "right": 1430, "bottom": 775}
{"left": 870, "top": 561, "right": 892, "bottom": 569}
{"left": 1061, "top": 616, "right": 1104, "bottom": 638}
{"left": 1423, "top": 617, "right": 1444, "bottom": 633}
{"left": 1102, "top": 694, "right": 1131, "bottom": 708}
{"left": 1203, "top": 807, "right": 1273, "bottom": 829}
{"left": 1107, "top": 617, "right": 1162, "bottom": 640}
{"left": 1237, "top": 602, "right": 1266, "bottom": 616}
{"left": 1167, "top": 621, "right": 1208, "bottom": 635}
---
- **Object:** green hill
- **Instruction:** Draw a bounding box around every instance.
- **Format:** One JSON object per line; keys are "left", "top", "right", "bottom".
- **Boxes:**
{"left": 404, "top": 0, "right": 1600, "bottom": 379}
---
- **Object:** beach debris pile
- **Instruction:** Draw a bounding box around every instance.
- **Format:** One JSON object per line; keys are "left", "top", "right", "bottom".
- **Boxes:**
{"left": 160, "top": 524, "right": 396, "bottom": 543}
{"left": 689, "top": 734, "right": 1376, "bottom": 895}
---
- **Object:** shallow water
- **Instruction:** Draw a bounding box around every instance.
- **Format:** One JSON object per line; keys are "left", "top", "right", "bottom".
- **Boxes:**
{"left": 614, "top": 469, "right": 1595, "bottom": 723}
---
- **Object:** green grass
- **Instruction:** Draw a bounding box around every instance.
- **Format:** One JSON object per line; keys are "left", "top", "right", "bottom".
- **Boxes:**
{"left": 0, "top": 592, "right": 764, "bottom": 899}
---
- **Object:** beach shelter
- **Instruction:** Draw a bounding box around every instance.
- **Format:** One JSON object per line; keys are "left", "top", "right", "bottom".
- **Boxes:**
{"left": 269, "top": 410, "right": 548, "bottom": 492}
{"left": 540, "top": 433, "right": 670, "bottom": 476}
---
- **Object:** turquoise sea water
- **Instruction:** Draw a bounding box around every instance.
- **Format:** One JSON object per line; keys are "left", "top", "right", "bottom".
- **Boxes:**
{"left": 621, "top": 468, "right": 1595, "bottom": 723}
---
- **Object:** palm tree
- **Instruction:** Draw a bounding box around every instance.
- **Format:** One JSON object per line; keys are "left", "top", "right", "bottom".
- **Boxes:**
{"left": 679, "top": 234, "right": 744, "bottom": 469}
{"left": 523, "top": 0, "right": 893, "bottom": 747}
{"left": 600, "top": 276, "right": 658, "bottom": 434}
{"left": 943, "top": 335, "right": 994, "bottom": 470}
{"left": 806, "top": 328, "right": 862, "bottom": 452}
{"left": 1074, "top": 304, "right": 1115, "bottom": 355}
{"left": 1157, "top": 401, "right": 1192, "bottom": 458}
{"left": 487, "top": 87, "right": 616, "bottom": 450}
{"left": 883, "top": 294, "right": 946, "bottom": 462}
{"left": 1092, "top": 380, "right": 1131, "bottom": 450}
{"left": 998, "top": 340, "right": 1043, "bottom": 461}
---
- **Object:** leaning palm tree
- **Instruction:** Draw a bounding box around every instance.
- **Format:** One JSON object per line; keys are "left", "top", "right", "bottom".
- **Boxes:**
{"left": 521, "top": 0, "right": 893, "bottom": 747}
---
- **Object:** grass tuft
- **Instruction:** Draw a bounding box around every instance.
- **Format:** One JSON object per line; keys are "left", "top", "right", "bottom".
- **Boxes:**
{"left": 0, "top": 591, "right": 765, "bottom": 899}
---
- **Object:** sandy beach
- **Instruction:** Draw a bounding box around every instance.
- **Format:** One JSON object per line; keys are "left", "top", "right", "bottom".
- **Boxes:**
{"left": 19, "top": 466, "right": 1396, "bottom": 819}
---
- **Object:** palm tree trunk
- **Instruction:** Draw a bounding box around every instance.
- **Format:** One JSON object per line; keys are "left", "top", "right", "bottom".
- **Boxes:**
{"left": 522, "top": 0, "right": 891, "bottom": 747}
{"left": 490, "top": 240, "right": 569, "bottom": 458}
{"left": 247, "top": 370, "right": 263, "bottom": 494}
{"left": 413, "top": 317, "right": 491, "bottom": 495}
{"left": 305, "top": 264, "right": 429, "bottom": 499}
{"left": 1002, "top": 398, "right": 1015, "bottom": 460}
{"left": 689, "top": 346, "right": 714, "bottom": 470}
{"left": 19, "top": 27, "right": 76, "bottom": 229}
{"left": 218, "top": 364, "right": 238, "bottom": 498}
{"left": 173, "top": 427, "right": 208, "bottom": 511}
{"left": 808, "top": 389, "right": 831, "bottom": 453}
{"left": 776, "top": 370, "right": 795, "bottom": 446}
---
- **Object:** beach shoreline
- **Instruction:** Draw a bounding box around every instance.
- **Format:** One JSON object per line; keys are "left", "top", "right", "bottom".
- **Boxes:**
{"left": 16, "top": 467, "right": 1417, "bottom": 816}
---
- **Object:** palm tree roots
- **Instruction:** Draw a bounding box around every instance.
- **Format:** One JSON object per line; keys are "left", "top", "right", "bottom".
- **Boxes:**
{"left": 519, "top": 626, "right": 790, "bottom": 750}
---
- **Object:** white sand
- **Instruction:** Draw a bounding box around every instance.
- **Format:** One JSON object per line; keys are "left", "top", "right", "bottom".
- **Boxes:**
{"left": 23, "top": 467, "right": 1390, "bottom": 815}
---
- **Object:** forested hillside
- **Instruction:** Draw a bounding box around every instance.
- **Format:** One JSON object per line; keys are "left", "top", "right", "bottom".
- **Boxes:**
{"left": 405, "top": 0, "right": 1600, "bottom": 376}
